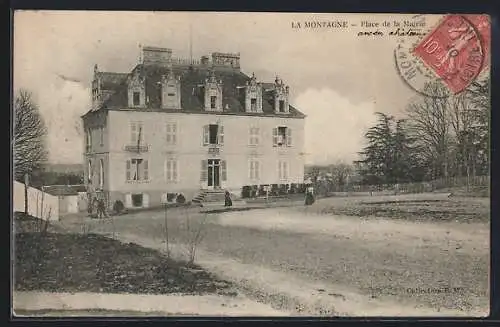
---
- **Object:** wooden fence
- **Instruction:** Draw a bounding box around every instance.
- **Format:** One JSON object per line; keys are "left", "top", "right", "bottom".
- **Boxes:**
{"left": 314, "top": 175, "right": 490, "bottom": 196}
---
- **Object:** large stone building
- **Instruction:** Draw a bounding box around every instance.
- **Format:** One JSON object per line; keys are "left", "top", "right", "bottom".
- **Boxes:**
{"left": 82, "top": 46, "right": 306, "bottom": 209}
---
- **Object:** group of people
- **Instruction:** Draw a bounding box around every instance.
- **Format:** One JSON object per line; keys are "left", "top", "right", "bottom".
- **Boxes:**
{"left": 87, "top": 194, "right": 108, "bottom": 219}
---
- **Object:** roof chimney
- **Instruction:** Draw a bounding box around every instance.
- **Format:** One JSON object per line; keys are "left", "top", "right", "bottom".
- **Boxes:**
{"left": 142, "top": 46, "right": 173, "bottom": 66}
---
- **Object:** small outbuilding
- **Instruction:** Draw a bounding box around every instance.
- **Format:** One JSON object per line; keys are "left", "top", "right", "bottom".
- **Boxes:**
{"left": 43, "top": 185, "right": 80, "bottom": 215}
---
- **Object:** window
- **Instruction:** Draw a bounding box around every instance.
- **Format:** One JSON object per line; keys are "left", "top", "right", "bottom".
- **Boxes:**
{"left": 126, "top": 159, "right": 149, "bottom": 181}
{"left": 99, "top": 127, "right": 104, "bottom": 146}
{"left": 167, "top": 84, "right": 176, "bottom": 97}
{"left": 279, "top": 160, "right": 289, "bottom": 181}
{"left": 279, "top": 100, "right": 285, "bottom": 112}
{"left": 88, "top": 160, "right": 92, "bottom": 184}
{"left": 130, "top": 122, "right": 144, "bottom": 144}
{"left": 210, "top": 96, "right": 217, "bottom": 109}
{"left": 249, "top": 127, "right": 260, "bottom": 146}
{"left": 249, "top": 159, "right": 260, "bottom": 181}
{"left": 273, "top": 127, "right": 292, "bottom": 147}
{"left": 250, "top": 98, "right": 257, "bottom": 112}
{"left": 165, "top": 159, "right": 178, "bottom": 183}
{"left": 133, "top": 92, "right": 141, "bottom": 106}
{"left": 99, "top": 159, "right": 104, "bottom": 188}
{"left": 166, "top": 122, "right": 177, "bottom": 145}
{"left": 204, "top": 124, "right": 224, "bottom": 145}
{"left": 86, "top": 129, "right": 92, "bottom": 151}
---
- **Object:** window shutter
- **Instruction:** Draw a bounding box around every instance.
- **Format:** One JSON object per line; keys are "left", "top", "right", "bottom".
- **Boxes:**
{"left": 143, "top": 160, "right": 149, "bottom": 180}
{"left": 287, "top": 128, "right": 292, "bottom": 146}
{"left": 131, "top": 123, "right": 137, "bottom": 143}
{"left": 221, "top": 160, "right": 227, "bottom": 181}
{"left": 248, "top": 160, "right": 253, "bottom": 179}
{"left": 126, "top": 160, "right": 131, "bottom": 181}
{"left": 165, "top": 160, "right": 170, "bottom": 181}
{"left": 218, "top": 125, "right": 224, "bottom": 145}
{"left": 172, "top": 123, "right": 177, "bottom": 145}
{"left": 272, "top": 128, "right": 278, "bottom": 147}
{"left": 284, "top": 161, "right": 288, "bottom": 180}
{"left": 201, "top": 160, "right": 208, "bottom": 181}
{"left": 203, "top": 125, "right": 209, "bottom": 145}
{"left": 255, "top": 161, "right": 260, "bottom": 180}
{"left": 173, "top": 160, "right": 178, "bottom": 182}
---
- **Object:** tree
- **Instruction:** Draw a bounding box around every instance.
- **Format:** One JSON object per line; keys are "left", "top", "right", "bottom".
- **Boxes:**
{"left": 13, "top": 89, "right": 47, "bottom": 180}
{"left": 466, "top": 77, "right": 490, "bottom": 176}
{"left": 405, "top": 82, "right": 452, "bottom": 180}
{"left": 328, "top": 162, "right": 353, "bottom": 191}
{"left": 13, "top": 90, "right": 47, "bottom": 213}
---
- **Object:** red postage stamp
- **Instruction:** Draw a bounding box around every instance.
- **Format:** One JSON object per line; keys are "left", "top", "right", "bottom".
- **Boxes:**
{"left": 412, "top": 14, "right": 490, "bottom": 94}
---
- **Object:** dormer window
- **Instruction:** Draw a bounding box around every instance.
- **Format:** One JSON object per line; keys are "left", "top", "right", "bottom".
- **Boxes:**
{"left": 274, "top": 76, "right": 290, "bottom": 114}
{"left": 279, "top": 100, "right": 285, "bottom": 112}
{"left": 204, "top": 69, "right": 223, "bottom": 111}
{"left": 251, "top": 98, "right": 257, "bottom": 112}
{"left": 245, "top": 72, "right": 263, "bottom": 113}
{"left": 160, "top": 68, "right": 181, "bottom": 109}
{"left": 133, "top": 92, "right": 140, "bottom": 106}
{"left": 127, "top": 68, "right": 145, "bottom": 108}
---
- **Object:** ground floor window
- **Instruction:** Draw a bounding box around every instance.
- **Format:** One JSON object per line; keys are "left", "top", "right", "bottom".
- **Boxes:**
{"left": 279, "top": 160, "right": 289, "bottom": 181}
{"left": 132, "top": 193, "right": 143, "bottom": 207}
{"left": 249, "top": 159, "right": 260, "bottom": 181}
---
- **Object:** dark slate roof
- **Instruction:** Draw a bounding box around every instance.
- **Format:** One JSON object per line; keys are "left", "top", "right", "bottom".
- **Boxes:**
{"left": 98, "top": 72, "right": 128, "bottom": 90}
{"left": 43, "top": 185, "right": 79, "bottom": 196}
{"left": 89, "top": 64, "right": 306, "bottom": 119}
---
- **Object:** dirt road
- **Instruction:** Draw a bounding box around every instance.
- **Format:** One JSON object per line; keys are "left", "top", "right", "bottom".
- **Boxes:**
{"left": 58, "top": 195, "right": 490, "bottom": 316}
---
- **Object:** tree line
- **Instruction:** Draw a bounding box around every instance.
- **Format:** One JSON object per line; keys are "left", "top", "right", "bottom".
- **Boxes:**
{"left": 355, "top": 78, "right": 490, "bottom": 185}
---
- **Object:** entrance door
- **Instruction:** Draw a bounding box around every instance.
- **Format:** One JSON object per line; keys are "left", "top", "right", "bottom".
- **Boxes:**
{"left": 207, "top": 159, "right": 221, "bottom": 189}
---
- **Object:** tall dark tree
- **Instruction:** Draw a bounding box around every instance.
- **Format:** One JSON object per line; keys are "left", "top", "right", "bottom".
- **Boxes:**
{"left": 13, "top": 89, "right": 47, "bottom": 181}
{"left": 356, "top": 112, "right": 424, "bottom": 185}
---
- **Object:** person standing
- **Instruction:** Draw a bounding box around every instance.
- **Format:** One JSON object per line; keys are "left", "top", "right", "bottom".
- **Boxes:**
{"left": 224, "top": 190, "right": 233, "bottom": 207}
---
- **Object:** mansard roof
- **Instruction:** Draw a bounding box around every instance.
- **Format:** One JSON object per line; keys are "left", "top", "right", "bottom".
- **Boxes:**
{"left": 87, "top": 64, "right": 306, "bottom": 119}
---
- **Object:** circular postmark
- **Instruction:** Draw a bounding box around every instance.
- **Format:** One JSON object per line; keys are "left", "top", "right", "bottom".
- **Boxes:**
{"left": 394, "top": 14, "right": 489, "bottom": 98}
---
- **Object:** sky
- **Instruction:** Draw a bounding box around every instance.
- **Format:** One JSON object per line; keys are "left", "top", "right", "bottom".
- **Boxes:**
{"left": 13, "top": 11, "right": 443, "bottom": 165}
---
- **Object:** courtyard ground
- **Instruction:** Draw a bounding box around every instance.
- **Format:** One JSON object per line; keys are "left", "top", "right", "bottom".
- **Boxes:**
{"left": 48, "top": 192, "right": 490, "bottom": 317}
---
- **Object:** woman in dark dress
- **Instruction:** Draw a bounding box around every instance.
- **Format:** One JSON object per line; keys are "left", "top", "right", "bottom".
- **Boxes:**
{"left": 224, "top": 191, "right": 233, "bottom": 207}
{"left": 305, "top": 186, "right": 315, "bottom": 206}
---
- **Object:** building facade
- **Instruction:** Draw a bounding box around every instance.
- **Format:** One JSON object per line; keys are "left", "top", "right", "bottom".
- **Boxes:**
{"left": 82, "top": 46, "right": 306, "bottom": 209}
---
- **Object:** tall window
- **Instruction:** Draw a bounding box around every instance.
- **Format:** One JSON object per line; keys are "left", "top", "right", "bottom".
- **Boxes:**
{"left": 250, "top": 98, "right": 257, "bottom": 112}
{"left": 203, "top": 124, "right": 224, "bottom": 145}
{"left": 88, "top": 160, "right": 93, "bottom": 184}
{"left": 126, "top": 159, "right": 149, "bottom": 181}
{"left": 278, "top": 160, "right": 289, "bottom": 181}
{"left": 99, "top": 159, "right": 104, "bottom": 188}
{"left": 249, "top": 127, "right": 260, "bottom": 146}
{"left": 133, "top": 92, "right": 141, "bottom": 106}
{"left": 273, "top": 126, "right": 292, "bottom": 147}
{"left": 210, "top": 96, "right": 217, "bottom": 109}
{"left": 165, "top": 159, "right": 178, "bottom": 183}
{"left": 166, "top": 122, "right": 177, "bottom": 146}
{"left": 86, "top": 129, "right": 92, "bottom": 151}
{"left": 99, "top": 127, "right": 104, "bottom": 146}
{"left": 249, "top": 159, "right": 260, "bottom": 181}
{"left": 130, "top": 122, "right": 144, "bottom": 144}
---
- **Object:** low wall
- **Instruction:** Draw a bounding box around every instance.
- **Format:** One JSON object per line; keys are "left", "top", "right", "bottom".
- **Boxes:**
{"left": 13, "top": 181, "right": 60, "bottom": 221}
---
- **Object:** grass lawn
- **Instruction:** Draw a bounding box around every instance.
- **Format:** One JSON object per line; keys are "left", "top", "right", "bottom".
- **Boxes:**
{"left": 14, "top": 230, "right": 235, "bottom": 296}
{"left": 317, "top": 198, "right": 490, "bottom": 223}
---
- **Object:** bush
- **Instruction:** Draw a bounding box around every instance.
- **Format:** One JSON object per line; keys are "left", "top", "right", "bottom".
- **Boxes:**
{"left": 241, "top": 186, "right": 252, "bottom": 199}
{"left": 166, "top": 193, "right": 177, "bottom": 202}
{"left": 176, "top": 193, "right": 186, "bottom": 204}
{"left": 113, "top": 200, "right": 125, "bottom": 214}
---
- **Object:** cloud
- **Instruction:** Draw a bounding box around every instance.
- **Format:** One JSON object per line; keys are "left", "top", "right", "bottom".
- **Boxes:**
{"left": 294, "top": 88, "right": 378, "bottom": 165}
{"left": 36, "top": 76, "right": 90, "bottom": 163}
